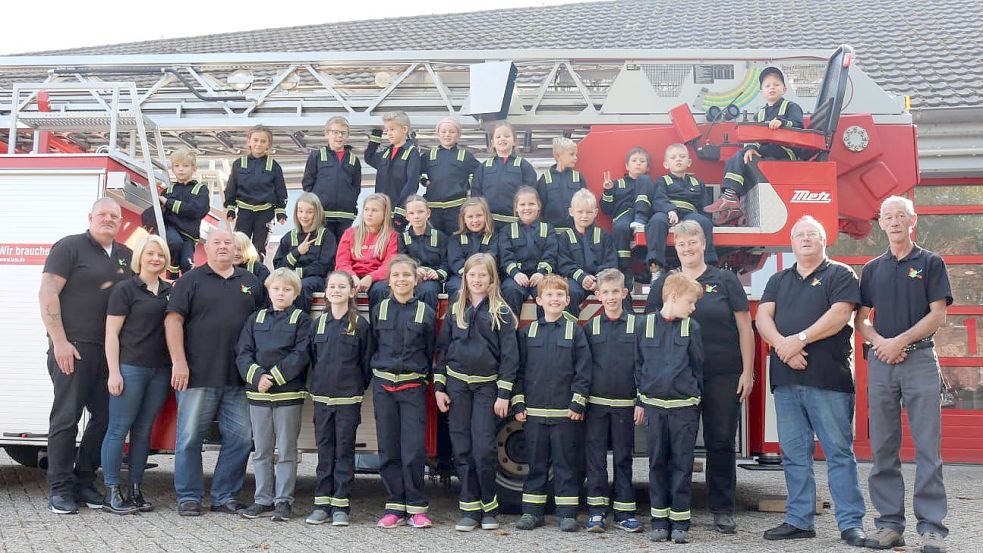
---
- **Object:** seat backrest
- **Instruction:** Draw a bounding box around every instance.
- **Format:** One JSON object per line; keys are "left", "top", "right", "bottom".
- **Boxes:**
{"left": 806, "top": 45, "right": 854, "bottom": 149}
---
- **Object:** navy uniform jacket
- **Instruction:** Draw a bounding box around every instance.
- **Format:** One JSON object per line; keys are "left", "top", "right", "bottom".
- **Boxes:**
{"left": 272, "top": 227, "right": 338, "bottom": 280}
{"left": 600, "top": 174, "right": 646, "bottom": 226}
{"left": 632, "top": 175, "right": 674, "bottom": 224}
{"left": 420, "top": 145, "right": 481, "bottom": 208}
{"left": 471, "top": 154, "right": 537, "bottom": 225}
{"left": 364, "top": 137, "right": 421, "bottom": 219}
{"left": 434, "top": 299, "right": 520, "bottom": 400}
{"left": 513, "top": 317, "right": 592, "bottom": 418}
{"left": 224, "top": 154, "right": 288, "bottom": 218}
{"left": 635, "top": 314, "right": 704, "bottom": 408}
{"left": 658, "top": 173, "right": 708, "bottom": 214}
{"left": 557, "top": 225, "right": 618, "bottom": 285}
{"left": 369, "top": 297, "right": 437, "bottom": 385}
{"left": 499, "top": 220, "right": 557, "bottom": 278}
{"left": 585, "top": 311, "right": 640, "bottom": 407}
{"left": 162, "top": 180, "right": 210, "bottom": 241}
{"left": 535, "top": 165, "right": 586, "bottom": 230}
{"left": 309, "top": 312, "right": 373, "bottom": 405}
{"left": 239, "top": 260, "right": 270, "bottom": 307}
{"left": 747, "top": 98, "right": 805, "bottom": 159}
{"left": 447, "top": 231, "right": 500, "bottom": 278}
{"left": 301, "top": 146, "right": 362, "bottom": 222}
{"left": 236, "top": 307, "right": 311, "bottom": 406}
{"left": 398, "top": 225, "right": 449, "bottom": 281}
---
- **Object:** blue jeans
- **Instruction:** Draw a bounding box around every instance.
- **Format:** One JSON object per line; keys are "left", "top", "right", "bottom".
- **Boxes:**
{"left": 101, "top": 364, "right": 171, "bottom": 486}
{"left": 773, "top": 384, "right": 866, "bottom": 531}
{"left": 174, "top": 386, "right": 252, "bottom": 505}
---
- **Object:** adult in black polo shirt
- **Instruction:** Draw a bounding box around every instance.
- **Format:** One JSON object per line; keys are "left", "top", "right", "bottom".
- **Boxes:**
{"left": 101, "top": 234, "right": 173, "bottom": 514}
{"left": 644, "top": 220, "right": 753, "bottom": 535}
{"left": 39, "top": 198, "right": 132, "bottom": 514}
{"left": 857, "top": 196, "right": 951, "bottom": 553}
{"left": 756, "top": 216, "right": 868, "bottom": 547}
{"left": 165, "top": 228, "right": 263, "bottom": 516}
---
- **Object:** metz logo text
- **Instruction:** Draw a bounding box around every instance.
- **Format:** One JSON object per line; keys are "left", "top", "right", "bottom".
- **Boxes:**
{"left": 790, "top": 190, "right": 833, "bottom": 204}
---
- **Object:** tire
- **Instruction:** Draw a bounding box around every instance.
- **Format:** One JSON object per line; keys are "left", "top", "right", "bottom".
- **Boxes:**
{"left": 4, "top": 445, "right": 43, "bottom": 468}
{"left": 495, "top": 419, "right": 527, "bottom": 514}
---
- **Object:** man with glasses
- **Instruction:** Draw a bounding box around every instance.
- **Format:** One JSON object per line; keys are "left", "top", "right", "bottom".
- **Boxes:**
{"left": 756, "top": 216, "right": 869, "bottom": 547}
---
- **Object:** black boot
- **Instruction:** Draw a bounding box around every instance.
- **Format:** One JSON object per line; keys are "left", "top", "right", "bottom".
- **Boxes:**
{"left": 128, "top": 483, "right": 153, "bottom": 512}
{"left": 102, "top": 485, "right": 138, "bottom": 515}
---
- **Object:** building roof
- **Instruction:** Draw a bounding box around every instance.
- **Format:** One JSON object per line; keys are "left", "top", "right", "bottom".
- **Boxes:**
{"left": 21, "top": 0, "right": 983, "bottom": 110}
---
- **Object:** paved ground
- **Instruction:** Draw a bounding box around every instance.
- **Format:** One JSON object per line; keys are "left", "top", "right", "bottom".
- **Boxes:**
{"left": 0, "top": 450, "right": 981, "bottom": 553}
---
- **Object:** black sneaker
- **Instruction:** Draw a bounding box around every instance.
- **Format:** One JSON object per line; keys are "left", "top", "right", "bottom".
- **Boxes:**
{"left": 515, "top": 513, "right": 544, "bottom": 530}
{"left": 128, "top": 483, "right": 153, "bottom": 512}
{"left": 763, "top": 522, "right": 816, "bottom": 540}
{"left": 178, "top": 500, "right": 202, "bottom": 517}
{"left": 239, "top": 503, "right": 274, "bottom": 519}
{"left": 271, "top": 502, "right": 291, "bottom": 522}
{"left": 211, "top": 500, "right": 245, "bottom": 514}
{"left": 49, "top": 494, "right": 79, "bottom": 515}
{"left": 77, "top": 483, "right": 104, "bottom": 509}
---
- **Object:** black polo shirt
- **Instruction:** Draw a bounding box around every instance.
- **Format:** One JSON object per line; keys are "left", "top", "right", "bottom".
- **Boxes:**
{"left": 107, "top": 276, "right": 172, "bottom": 368}
{"left": 167, "top": 264, "right": 262, "bottom": 388}
{"left": 42, "top": 231, "right": 133, "bottom": 344}
{"left": 860, "top": 245, "right": 952, "bottom": 339}
{"left": 760, "top": 258, "right": 860, "bottom": 393}
{"left": 646, "top": 266, "right": 750, "bottom": 376}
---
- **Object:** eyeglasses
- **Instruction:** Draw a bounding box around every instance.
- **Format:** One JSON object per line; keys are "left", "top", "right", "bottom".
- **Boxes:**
{"left": 327, "top": 129, "right": 349, "bottom": 137}
{"left": 792, "top": 231, "right": 822, "bottom": 240}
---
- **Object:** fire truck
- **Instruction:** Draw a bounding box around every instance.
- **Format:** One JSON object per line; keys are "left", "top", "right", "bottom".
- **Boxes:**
{"left": 0, "top": 45, "right": 917, "bottom": 507}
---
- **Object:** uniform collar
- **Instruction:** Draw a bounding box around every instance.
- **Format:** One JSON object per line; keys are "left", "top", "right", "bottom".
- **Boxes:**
{"left": 551, "top": 164, "right": 573, "bottom": 174}
{"left": 602, "top": 309, "right": 631, "bottom": 323}
{"left": 175, "top": 179, "right": 198, "bottom": 186}
{"left": 887, "top": 243, "right": 925, "bottom": 263}
{"left": 133, "top": 275, "right": 171, "bottom": 292}
{"left": 790, "top": 257, "right": 831, "bottom": 280}
{"left": 84, "top": 230, "right": 117, "bottom": 252}
{"left": 203, "top": 263, "right": 240, "bottom": 279}
{"left": 408, "top": 225, "right": 434, "bottom": 239}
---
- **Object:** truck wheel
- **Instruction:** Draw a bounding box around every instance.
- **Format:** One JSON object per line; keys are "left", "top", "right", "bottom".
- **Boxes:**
{"left": 495, "top": 419, "right": 530, "bottom": 514}
{"left": 3, "top": 445, "right": 43, "bottom": 468}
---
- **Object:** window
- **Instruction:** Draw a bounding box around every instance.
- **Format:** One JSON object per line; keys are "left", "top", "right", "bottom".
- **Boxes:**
{"left": 914, "top": 185, "right": 983, "bottom": 206}
{"left": 934, "top": 315, "right": 982, "bottom": 358}
{"left": 917, "top": 214, "right": 983, "bottom": 256}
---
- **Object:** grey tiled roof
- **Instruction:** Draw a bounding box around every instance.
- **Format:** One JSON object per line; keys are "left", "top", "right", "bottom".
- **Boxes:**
{"left": 23, "top": 0, "right": 983, "bottom": 110}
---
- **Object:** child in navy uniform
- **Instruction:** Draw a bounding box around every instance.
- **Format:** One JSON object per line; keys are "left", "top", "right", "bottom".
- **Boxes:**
{"left": 705, "top": 66, "right": 804, "bottom": 226}
{"left": 224, "top": 125, "right": 288, "bottom": 260}
{"left": 161, "top": 147, "right": 209, "bottom": 278}
{"left": 272, "top": 192, "right": 338, "bottom": 312}
{"left": 420, "top": 117, "right": 481, "bottom": 235}
{"left": 557, "top": 189, "right": 619, "bottom": 316}
{"left": 601, "top": 147, "right": 656, "bottom": 289}
{"left": 513, "top": 274, "right": 592, "bottom": 533}
{"left": 371, "top": 255, "right": 437, "bottom": 529}
{"left": 446, "top": 197, "right": 500, "bottom": 302}
{"left": 434, "top": 253, "right": 519, "bottom": 532}
{"left": 393, "top": 195, "right": 448, "bottom": 312}
{"left": 471, "top": 121, "right": 537, "bottom": 231}
{"left": 635, "top": 273, "right": 704, "bottom": 544}
{"left": 365, "top": 111, "right": 421, "bottom": 232}
{"left": 636, "top": 143, "right": 717, "bottom": 281}
{"left": 499, "top": 187, "right": 558, "bottom": 317}
{"left": 301, "top": 116, "right": 362, "bottom": 245}
{"left": 305, "top": 271, "right": 372, "bottom": 527}
{"left": 535, "top": 137, "right": 585, "bottom": 233}
{"left": 235, "top": 268, "right": 311, "bottom": 522}
{"left": 583, "top": 269, "right": 642, "bottom": 533}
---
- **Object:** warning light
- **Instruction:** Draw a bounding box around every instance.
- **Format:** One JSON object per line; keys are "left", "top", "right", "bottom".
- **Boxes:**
{"left": 843, "top": 53, "right": 854, "bottom": 68}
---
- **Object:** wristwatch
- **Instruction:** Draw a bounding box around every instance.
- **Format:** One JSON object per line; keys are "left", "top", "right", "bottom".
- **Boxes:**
{"left": 797, "top": 332, "right": 808, "bottom": 343}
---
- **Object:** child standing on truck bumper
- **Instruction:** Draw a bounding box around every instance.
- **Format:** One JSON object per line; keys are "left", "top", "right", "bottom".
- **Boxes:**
{"left": 224, "top": 125, "right": 288, "bottom": 261}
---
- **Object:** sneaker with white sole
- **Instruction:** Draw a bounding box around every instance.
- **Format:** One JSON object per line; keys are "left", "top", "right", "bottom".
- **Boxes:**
{"left": 305, "top": 508, "right": 329, "bottom": 525}
{"left": 920, "top": 531, "right": 946, "bottom": 553}
{"left": 377, "top": 513, "right": 406, "bottom": 528}
{"left": 409, "top": 513, "right": 433, "bottom": 528}
{"left": 331, "top": 511, "right": 350, "bottom": 526}
{"left": 455, "top": 516, "right": 479, "bottom": 532}
{"left": 481, "top": 514, "right": 499, "bottom": 530}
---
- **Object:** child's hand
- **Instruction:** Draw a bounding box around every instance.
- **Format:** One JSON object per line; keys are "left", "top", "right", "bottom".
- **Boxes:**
{"left": 514, "top": 273, "right": 530, "bottom": 287}
{"left": 514, "top": 411, "right": 527, "bottom": 423}
{"left": 226, "top": 209, "right": 236, "bottom": 223}
{"left": 768, "top": 118, "right": 783, "bottom": 130}
{"left": 427, "top": 268, "right": 439, "bottom": 281}
{"left": 276, "top": 214, "right": 288, "bottom": 225}
{"left": 743, "top": 148, "right": 761, "bottom": 164}
{"left": 158, "top": 195, "right": 167, "bottom": 206}
{"left": 634, "top": 406, "right": 645, "bottom": 426}
{"left": 257, "top": 374, "right": 274, "bottom": 393}
{"left": 435, "top": 391, "right": 451, "bottom": 413}
{"left": 357, "top": 275, "right": 373, "bottom": 292}
{"left": 668, "top": 211, "right": 679, "bottom": 225}
{"left": 370, "top": 128, "right": 383, "bottom": 139}
{"left": 494, "top": 398, "right": 509, "bottom": 418}
{"left": 297, "top": 236, "right": 315, "bottom": 255}
{"left": 582, "top": 275, "right": 596, "bottom": 291}
{"left": 602, "top": 170, "right": 614, "bottom": 190}
{"left": 529, "top": 273, "right": 545, "bottom": 287}
{"left": 567, "top": 409, "right": 584, "bottom": 421}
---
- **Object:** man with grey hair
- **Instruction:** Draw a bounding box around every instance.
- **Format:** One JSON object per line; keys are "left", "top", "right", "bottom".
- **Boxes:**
{"left": 39, "top": 198, "right": 133, "bottom": 514}
{"left": 756, "top": 216, "right": 868, "bottom": 547}
{"left": 857, "top": 196, "right": 950, "bottom": 553}
{"left": 165, "top": 226, "right": 263, "bottom": 516}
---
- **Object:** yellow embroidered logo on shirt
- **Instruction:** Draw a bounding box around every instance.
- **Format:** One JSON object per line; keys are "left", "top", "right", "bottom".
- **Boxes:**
{"left": 810, "top": 277, "right": 821, "bottom": 287}
{"left": 241, "top": 285, "right": 251, "bottom": 294}
{"left": 704, "top": 284, "right": 717, "bottom": 293}
{"left": 908, "top": 268, "right": 923, "bottom": 280}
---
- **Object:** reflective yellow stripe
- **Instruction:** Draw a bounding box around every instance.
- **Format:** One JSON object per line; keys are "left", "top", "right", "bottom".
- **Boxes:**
{"left": 586, "top": 496, "right": 609, "bottom": 506}
{"left": 651, "top": 507, "right": 669, "bottom": 518}
{"left": 645, "top": 314, "right": 655, "bottom": 338}
{"left": 781, "top": 146, "right": 798, "bottom": 160}
{"left": 617, "top": 250, "right": 631, "bottom": 258}
{"left": 427, "top": 198, "right": 467, "bottom": 209}
{"left": 522, "top": 493, "right": 547, "bottom": 504}
{"left": 246, "top": 391, "right": 307, "bottom": 401}
{"left": 236, "top": 200, "right": 273, "bottom": 211}
{"left": 372, "top": 369, "right": 425, "bottom": 383}
{"left": 509, "top": 394, "right": 525, "bottom": 407}
{"left": 573, "top": 268, "right": 585, "bottom": 281}
{"left": 316, "top": 314, "right": 329, "bottom": 334}
{"left": 681, "top": 317, "right": 690, "bottom": 337}
{"left": 265, "top": 156, "right": 274, "bottom": 172}
{"left": 246, "top": 364, "right": 261, "bottom": 384}
{"left": 324, "top": 210, "right": 356, "bottom": 220}
{"left": 286, "top": 252, "right": 298, "bottom": 266}
{"left": 385, "top": 502, "right": 406, "bottom": 511}
{"left": 331, "top": 497, "right": 350, "bottom": 507}
{"left": 587, "top": 396, "right": 635, "bottom": 408}
{"left": 446, "top": 367, "right": 497, "bottom": 385}
{"left": 379, "top": 299, "right": 390, "bottom": 321}
{"left": 564, "top": 320, "right": 574, "bottom": 341}
{"left": 433, "top": 373, "right": 447, "bottom": 385}
{"left": 562, "top": 311, "right": 578, "bottom": 323}
{"left": 635, "top": 194, "right": 651, "bottom": 205}
{"left": 255, "top": 309, "right": 268, "bottom": 324}
{"left": 405, "top": 504, "right": 428, "bottom": 514}
{"left": 481, "top": 497, "right": 499, "bottom": 512}
{"left": 626, "top": 314, "right": 635, "bottom": 333}
{"left": 554, "top": 496, "right": 579, "bottom": 506}
{"left": 459, "top": 500, "right": 482, "bottom": 512}
{"left": 536, "top": 262, "right": 552, "bottom": 273}
{"left": 320, "top": 146, "right": 328, "bottom": 162}
{"left": 637, "top": 394, "right": 701, "bottom": 408}
{"left": 572, "top": 170, "right": 581, "bottom": 183}
{"left": 591, "top": 316, "right": 601, "bottom": 336}
{"left": 496, "top": 380, "right": 513, "bottom": 391}
{"left": 526, "top": 407, "right": 569, "bottom": 418}
{"left": 314, "top": 495, "right": 332, "bottom": 505}
{"left": 171, "top": 200, "right": 181, "bottom": 214}
{"left": 778, "top": 99, "right": 789, "bottom": 116}
{"left": 492, "top": 213, "right": 518, "bottom": 223}
{"left": 571, "top": 393, "right": 587, "bottom": 406}
{"left": 613, "top": 501, "right": 637, "bottom": 511}
{"left": 413, "top": 301, "right": 426, "bottom": 324}
{"left": 592, "top": 227, "right": 602, "bottom": 244}
{"left": 309, "top": 394, "right": 363, "bottom": 405}
{"left": 670, "top": 200, "right": 696, "bottom": 212}
{"left": 724, "top": 172, "right": 745, "bottom": 184}
{"left": 543, "top": 170, "right": 553, "bottom": 184}
{"left": 669, "top": 510, "right": 691, "bottom": 521}
{"left": 539, "top": 223, "right": 549, "bottom": 238}
{"left": 613, "top": 208, "right": 632, "bottom": 221}
{"left": 527, "top": 321, "right": 539, "bottom": 339}
{"left": 270, "top": 367, "right": 286, "bottom": 385}
{"left": 457, "top": 148, "right": 466, "bottom": 162}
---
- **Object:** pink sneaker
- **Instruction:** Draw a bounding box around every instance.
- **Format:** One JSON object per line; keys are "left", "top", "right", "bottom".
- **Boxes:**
{"left": 409, "top": 513, "right": 433, "bottom": 528}
{"left": 377, "top": 513, "right": 406, "bottom": 528}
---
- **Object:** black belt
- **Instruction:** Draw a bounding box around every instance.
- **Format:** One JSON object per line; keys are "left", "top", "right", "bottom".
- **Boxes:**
{"left": 903, "top": 338, "right": 934, "bottom": 353}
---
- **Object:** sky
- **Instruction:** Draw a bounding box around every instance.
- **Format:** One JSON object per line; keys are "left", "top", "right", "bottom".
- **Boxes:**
{"left": 0, "top": 0, "right": 587, "bottom": 55}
